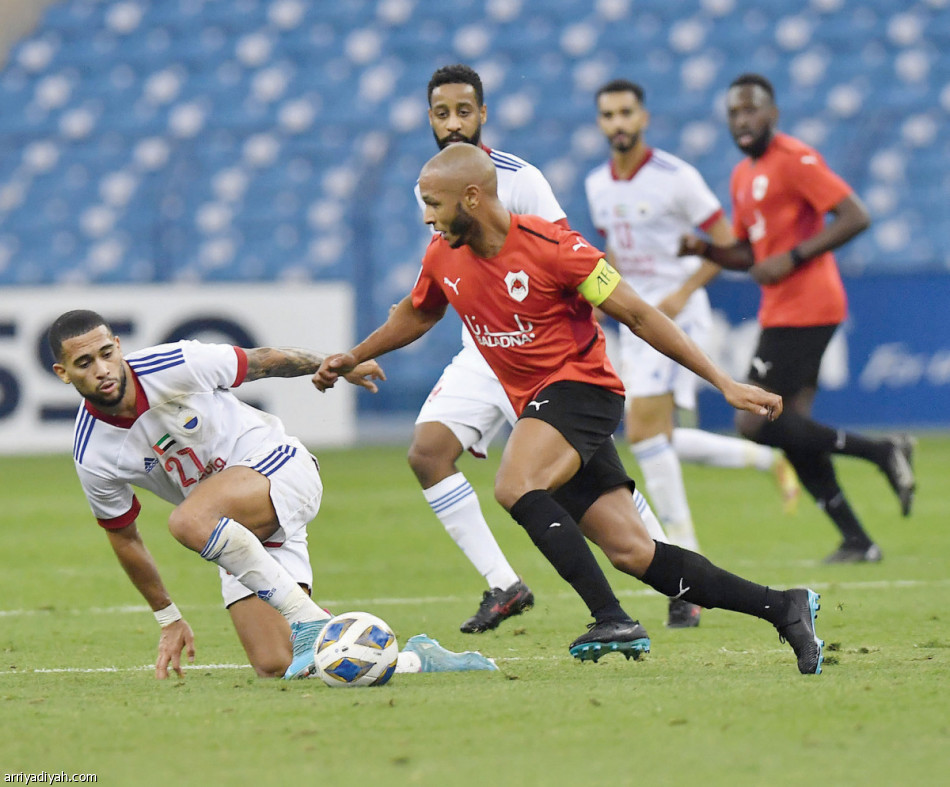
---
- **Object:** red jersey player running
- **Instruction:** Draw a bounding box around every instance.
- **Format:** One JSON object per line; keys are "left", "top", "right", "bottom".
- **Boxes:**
{"left": 680, "top": 73, "right": 915, "bottom": 563}
{"left": 316, "top": 143, "right": 825, "bottom": 674}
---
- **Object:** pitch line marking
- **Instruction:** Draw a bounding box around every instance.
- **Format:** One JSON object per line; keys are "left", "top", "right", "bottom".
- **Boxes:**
{"left": 1, "top": 577, "right": 948, "bottom": 619}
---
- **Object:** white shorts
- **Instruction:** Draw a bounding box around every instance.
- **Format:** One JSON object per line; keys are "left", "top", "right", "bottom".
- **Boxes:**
{"left": 415, "top": 345, "right": 516, "bottom": 458}
{"left": 219, "top": 439, "right": 323, "bottom": 607}
{"left": 618, "top": 288, "right": 713, "bottom": 411}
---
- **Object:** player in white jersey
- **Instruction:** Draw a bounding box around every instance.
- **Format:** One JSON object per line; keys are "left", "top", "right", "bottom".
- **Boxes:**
{"left": 585, "top": 80, "right": 800, "bottom": 627}
{"left": 51, "top": 310, "right": 497, "bottom": 680}
{"left": 411, "top": 65, "right": 669, "bottom": 634}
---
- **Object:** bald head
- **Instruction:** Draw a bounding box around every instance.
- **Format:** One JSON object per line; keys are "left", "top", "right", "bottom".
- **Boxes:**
{"left": 417, "top": 143, "right": 511, "bottom": 253}
{"left": 419, "top": 143, "right": 498, "bottom": 201}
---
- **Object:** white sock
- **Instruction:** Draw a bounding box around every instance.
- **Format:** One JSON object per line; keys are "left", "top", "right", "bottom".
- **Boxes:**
{"left": 424, "top": 472, "right": 519, "bottom": 590}
{"left": 673, "top": 427, "right": 775, "bottom": 471}
{"left": 200, "top": 517, "right": 328, "bottom": 625}
{"left": 631, "top": 435, "right": 700, "bottom": 552}
{"left": 633, "top": 488, "right": 669, "bottom": 544}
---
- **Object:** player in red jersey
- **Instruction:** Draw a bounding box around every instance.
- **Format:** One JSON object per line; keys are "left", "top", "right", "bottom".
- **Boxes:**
{"left": 680, "top": 73, "right": 916, "bottom": 563}
{"left": 316, "top": 143, "right": 826, "bottom": 674}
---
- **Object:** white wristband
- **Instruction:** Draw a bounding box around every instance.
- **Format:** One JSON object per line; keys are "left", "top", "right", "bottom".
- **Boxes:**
{"left": 154, "top": 603, "right": 182, "bottom": 627}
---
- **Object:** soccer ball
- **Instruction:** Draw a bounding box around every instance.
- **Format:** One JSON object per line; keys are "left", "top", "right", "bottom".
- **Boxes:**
{"left": 313, "top": 611, "right": 399, "bottom": 687}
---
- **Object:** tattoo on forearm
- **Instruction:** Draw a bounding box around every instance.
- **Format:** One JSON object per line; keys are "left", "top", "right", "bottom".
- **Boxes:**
{"left": 244, "top": 347, "right": 326, "bottom": 381}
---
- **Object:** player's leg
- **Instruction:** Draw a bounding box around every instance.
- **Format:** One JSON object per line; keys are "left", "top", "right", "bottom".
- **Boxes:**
{"left": 495, "top": 383, "right": 646, "bottom": 659}
{"left": 739, "top": 326, "right": 915, "bottom": 517}
{"left": 577, "top": 479, "right": 823, "bottom": 674}
{"left": 408, "top": 360, "right": 531, "bottom": 632}
{"left": 627, "top": 393, "right": 700, "bottom": 551}
{"left": 168, "top": 448, "right": 330, "bottom": 677}
{"left": 227, "top": 594, "right": 294, "bottom": 678}
{"left": 619, "top": 328, "right": 700, "bottom": 551}
{"left": 672, "top": 427, "right": 801, "bottom": 512}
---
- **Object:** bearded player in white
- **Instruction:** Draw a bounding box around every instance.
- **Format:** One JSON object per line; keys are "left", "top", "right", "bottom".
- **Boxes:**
{"left": 585, "top": 80, "right": 801, "bottom": 627}
{"left": 51, "top": 309, "right": 496, "bottom": 679}
{"left": 411, "top": 66, "right": 670, "bottom": 634}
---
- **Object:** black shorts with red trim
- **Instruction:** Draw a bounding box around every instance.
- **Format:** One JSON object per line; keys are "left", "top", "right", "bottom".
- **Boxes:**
{"left": 518, "top": 380, "right": 635, "bottom": 521}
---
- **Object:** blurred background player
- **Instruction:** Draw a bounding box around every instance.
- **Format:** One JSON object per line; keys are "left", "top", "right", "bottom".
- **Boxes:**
{"left": 585, "top": 79, "right": 800, "bottom": 625}
{"left": 406, "top": 63, "right": 549, "bottom": 633}
{"left": 680, "top": 73, "right": 916, "bottom": 563}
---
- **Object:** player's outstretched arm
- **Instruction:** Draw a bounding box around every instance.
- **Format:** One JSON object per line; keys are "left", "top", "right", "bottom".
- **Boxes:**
{"left": 105, "top": 523, "right": 196, "bottom": 679}
{"left": 313, "top": 296, "right": 445, "bottom": 391}
{"left": 599, "top": 278, "right": 782, "bottom": 420}
{"left": 244, "top": 347, "right": 386, "bottom": 393}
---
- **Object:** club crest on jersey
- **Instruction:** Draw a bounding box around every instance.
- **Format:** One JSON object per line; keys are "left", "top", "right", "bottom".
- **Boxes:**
{"left": 179, "top": 409, "right": 200, "bottom": 433}
{"left": 752, "top": 174, "right": 769, "bottom": 201}
{"left": 505, "top": 270, "right": 530, "bottom": 302}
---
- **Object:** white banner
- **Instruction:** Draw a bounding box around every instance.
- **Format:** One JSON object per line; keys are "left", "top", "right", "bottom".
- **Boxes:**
{"left": 0, "top": 283, "right": 355, "bottom": 454}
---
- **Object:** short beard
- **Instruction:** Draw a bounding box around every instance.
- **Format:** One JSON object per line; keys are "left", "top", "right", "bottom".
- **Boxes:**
{"left": 447, "top": 203, "right": 476, "bottom": 249}
{"left": 739, "top": 129, "right": 773, "bottom": 159}
{"left": 434, "top": 126, "right": 481, "bottom": 150}
{"left": 88, "top": 365, "right": 129, "bottom": 409}
{"left": 611, "top": 131, "right": 640, "bottom": 153}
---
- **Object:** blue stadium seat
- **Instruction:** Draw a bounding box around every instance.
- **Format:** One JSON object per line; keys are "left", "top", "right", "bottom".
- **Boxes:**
{"left": 0, "top": 0, "right": 948, "bottom": 412}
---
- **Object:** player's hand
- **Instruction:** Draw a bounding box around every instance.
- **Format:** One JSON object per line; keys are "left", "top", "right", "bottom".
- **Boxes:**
{"left": 677, "top": 234, "right": 709, "bottom": 258}
{"left": 155, "top": 619, "right": 195, "bottom": 680}
{"left": 750, "top": 253, "right": 794, "bottom": 285}
{"left": 722, "top": 380, "right": 783, "bottom": 421}
{"left": 313, "top": 353, "right": 358, "bottom": 392}
{"left": 342, "top": 360, "right": 386, "bottom": 393}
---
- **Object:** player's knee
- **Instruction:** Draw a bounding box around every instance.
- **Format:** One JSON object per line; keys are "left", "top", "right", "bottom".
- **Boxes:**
{"left": 250, "top": 654, "right": 290, "bottom": 678}
{"left": 602, "top": 535, "right": 652, "bottom": 577}
{"left": 166, "top": 507, "right": 208, "bottom": 551}
{"left": 494, "top": 475, "right": 528, "bottom": 512}
{"left": 407, "top": 436, "right": 457, "bottom": 487}
{"left": 627, "top": 421, "right": 663, "bottom": 444}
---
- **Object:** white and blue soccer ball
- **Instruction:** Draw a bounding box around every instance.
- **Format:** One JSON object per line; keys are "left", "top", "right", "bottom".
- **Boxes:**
{"left": 314, "top": 611, "right": 399, "bottom": 688}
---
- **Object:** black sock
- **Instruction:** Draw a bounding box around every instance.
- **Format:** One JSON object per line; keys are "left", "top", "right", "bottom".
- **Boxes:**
{"left": 756, "top": 412, "right": 889, "bottom": 465}
{"left": 509, "top": 490, "right": 626, "bottom": 622}
{"left": 642, "top": 541, "right": 790, "bottom": 626}
{"left": 785, "top": 451, "right": 874, "bottom": 545}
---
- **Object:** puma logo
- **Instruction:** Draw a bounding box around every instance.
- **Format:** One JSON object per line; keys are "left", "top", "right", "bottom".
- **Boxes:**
{"left": 443, "top": 276, "right": 461, "bottom": 295}
{"left": 750, "top": 356, "right": 772, "bottom": 378}
{"left": 526, "top": 399, "right": 549, "bottom": 411}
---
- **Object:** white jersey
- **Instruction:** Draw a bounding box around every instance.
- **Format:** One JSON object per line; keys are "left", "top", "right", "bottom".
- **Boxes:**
{"left": 72, "top": 340, "right": 297, "bottom": 528}
{"left": 585, "top": 148, "right": 722, "bottom": 301}
{"left": 415, "top": 145, "right": 566, "bottom": 368}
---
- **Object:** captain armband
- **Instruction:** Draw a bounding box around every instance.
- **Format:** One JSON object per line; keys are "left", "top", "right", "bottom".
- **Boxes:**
{"left": 577, "top": 258, "right": 622, "bottom": 307}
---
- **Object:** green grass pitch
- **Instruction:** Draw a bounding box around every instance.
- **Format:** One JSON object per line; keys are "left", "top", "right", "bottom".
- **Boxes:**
{"left": 1, "top": 435, "right": 948, "bottom": 785}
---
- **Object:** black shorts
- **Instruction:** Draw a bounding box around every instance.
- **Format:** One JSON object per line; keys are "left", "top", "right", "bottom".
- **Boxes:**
{"left": 748, "top": 325, "right": 838, "bottom": 398}
{"left": 518, "top": 380, "right": 635, "bottom": 521}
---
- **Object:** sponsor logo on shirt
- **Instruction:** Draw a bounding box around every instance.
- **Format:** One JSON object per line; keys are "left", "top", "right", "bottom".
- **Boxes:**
{"left": 752, "top": 174, "right": 769, "bottom": 201}
{"left": 144, "top": 457, "right": 159, "bottom": 473}
{"left": 464, "top": 314, "right": 536, "bottom": 349}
